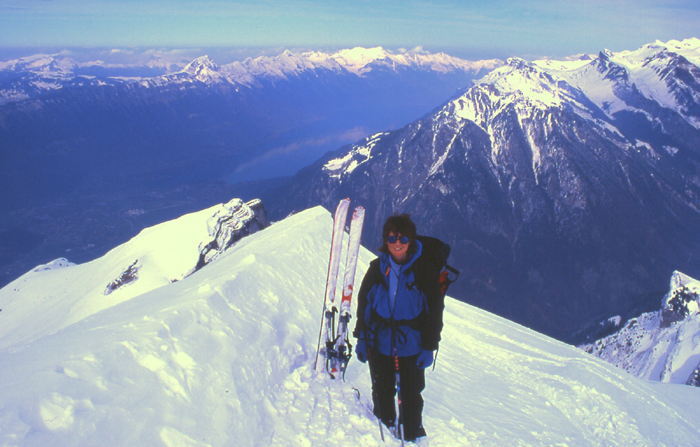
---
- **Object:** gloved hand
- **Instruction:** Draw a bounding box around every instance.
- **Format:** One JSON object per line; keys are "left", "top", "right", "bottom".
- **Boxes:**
{"left": 355, "top": 339, "right": 368, "bottom": 363}
{"left": 416, "top": 349, "right": 434, "bottom": 369}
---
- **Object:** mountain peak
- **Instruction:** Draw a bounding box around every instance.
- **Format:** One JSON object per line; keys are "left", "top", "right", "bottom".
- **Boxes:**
{"left": 178, "top": 55, "right": 224, "bottom": 84}
{"left": 183, "top": 55, "right": 219, "bottom": 75}
{"left": 456, "top": 57, "right": 572, "bottom": 117}
{"left": 505, "top": 56, "right": 529, "bottom": 67}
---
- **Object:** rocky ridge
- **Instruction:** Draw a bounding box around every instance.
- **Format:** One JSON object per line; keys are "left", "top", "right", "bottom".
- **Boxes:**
{"left": 582, "top": 271, "right": 700, "bottom": 386}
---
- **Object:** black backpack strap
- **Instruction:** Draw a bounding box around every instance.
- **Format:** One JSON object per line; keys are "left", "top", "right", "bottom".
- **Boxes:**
{"left": 353, "top": 258, "right": 384, "bottom": 340}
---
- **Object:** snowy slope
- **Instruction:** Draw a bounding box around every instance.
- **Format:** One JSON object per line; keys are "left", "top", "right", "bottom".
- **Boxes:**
{"left": 0, "top": 198, "right": 265, "bottom": 353}
{"left": 1, "top": 205, "right": 700, "bottom": 446}
{"left": 532, "top": 38, "right": 700, "bottom": 127}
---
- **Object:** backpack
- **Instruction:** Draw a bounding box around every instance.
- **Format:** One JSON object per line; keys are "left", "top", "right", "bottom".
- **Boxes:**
{"left": 412, "top": 235, "right": 459, "bottom": 367}
{"left": 414, "top": 235, "right": 460, "bottom": 297}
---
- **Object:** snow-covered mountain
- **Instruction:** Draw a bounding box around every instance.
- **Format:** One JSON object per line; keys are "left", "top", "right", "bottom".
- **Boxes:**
{"left": 533, "top": 38, "right": 700, "bottom": 126}
{"left": 582, "top": 271, "right": 700, "bottom": 387}
{"left": 2, "top": 201, "right": 700, "bottom": 446}
{"left": 264, "top": 38, "right": 700, "bottom": 342}
{"left": 0, "top": 54, "right": 182, "bottom": 104}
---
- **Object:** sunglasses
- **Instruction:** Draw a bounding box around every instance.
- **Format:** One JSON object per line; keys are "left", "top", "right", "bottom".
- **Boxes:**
{"left": 387, "top": 235, "right": 410, "bottom": 244}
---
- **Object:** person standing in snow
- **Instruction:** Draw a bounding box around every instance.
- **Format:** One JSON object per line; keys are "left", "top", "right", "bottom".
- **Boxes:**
{"left": 353, "top": 213, "right": 445, "bottom": 443}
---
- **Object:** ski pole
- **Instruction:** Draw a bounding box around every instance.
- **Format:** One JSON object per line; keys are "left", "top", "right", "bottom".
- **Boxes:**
{"left": 394, "top": 347, "right": 404, "bottom": 447}
{"left": 432, "top": 345, "right": 439, "bottom": 371}
{"left": 389, "top": 319, "right": 404, "bottom": 445}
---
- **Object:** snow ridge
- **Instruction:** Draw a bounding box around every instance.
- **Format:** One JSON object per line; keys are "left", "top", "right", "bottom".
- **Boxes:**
{"left": 0, "top": 198, "right": 266, "bottom": 351}
{"left": 2, "top": 203, "right": 700, "bottom": 445}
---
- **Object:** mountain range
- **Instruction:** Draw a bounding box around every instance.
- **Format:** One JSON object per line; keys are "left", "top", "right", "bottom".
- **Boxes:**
{"left": 0, "top": 47, "right": 498, "bottom": 288}
{"left": 0, "top": 47, "right": 498, "bottom": 206}
{"left": 264, "top": 38, "right": 700, "bottom": 342}
{"left": 0, "top": 48, "right": 498, "bottom": 105}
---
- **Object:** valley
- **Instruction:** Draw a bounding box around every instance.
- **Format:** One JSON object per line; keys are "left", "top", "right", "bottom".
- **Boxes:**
{"left": 0, "top": 180, "right": 240, "bottom": 288}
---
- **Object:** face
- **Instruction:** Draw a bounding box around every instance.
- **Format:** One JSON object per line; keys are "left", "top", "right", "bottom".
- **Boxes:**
{"left": 387, "top": 231, "right": 410, "bottom": 263}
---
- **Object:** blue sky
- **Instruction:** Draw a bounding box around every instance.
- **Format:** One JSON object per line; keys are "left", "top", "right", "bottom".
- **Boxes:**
{"left": 1, "top": 0, "right": 699, "bottom": 61}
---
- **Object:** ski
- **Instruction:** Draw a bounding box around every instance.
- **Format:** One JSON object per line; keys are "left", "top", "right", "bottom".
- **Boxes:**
{"left": 314, "top": 198, "right": 351, "bottom": 372}
{"left": 329, "top": 206, "right": 365, "bottom": 379}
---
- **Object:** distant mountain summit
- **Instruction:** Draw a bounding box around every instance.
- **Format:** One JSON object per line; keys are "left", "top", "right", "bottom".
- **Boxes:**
{"left": 265, "top": 38, "right": 700, "bottom": 342}
{"left": 178, "top": 46, "right": 498, "bottom": 82}
{"left": 180, "top": 55, "right": 222, "bottom": 83}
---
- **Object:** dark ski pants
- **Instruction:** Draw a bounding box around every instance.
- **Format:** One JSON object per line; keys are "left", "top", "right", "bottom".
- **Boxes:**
{"left": 369, "top": 351, "right": 425, "bottom": 440}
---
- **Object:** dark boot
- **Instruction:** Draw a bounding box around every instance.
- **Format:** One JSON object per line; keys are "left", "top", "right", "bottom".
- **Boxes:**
{"left": 404, "top": 424, "right": 427, "bottom": 442}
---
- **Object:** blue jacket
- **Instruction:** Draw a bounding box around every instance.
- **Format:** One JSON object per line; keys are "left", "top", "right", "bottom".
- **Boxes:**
{"left": 353, "top": 240, "right": 444, "bottom": 357}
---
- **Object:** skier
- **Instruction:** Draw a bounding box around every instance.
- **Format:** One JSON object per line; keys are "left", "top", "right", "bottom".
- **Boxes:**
{"left": 353, "top": 213, "right": 445, "bottom": 443}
